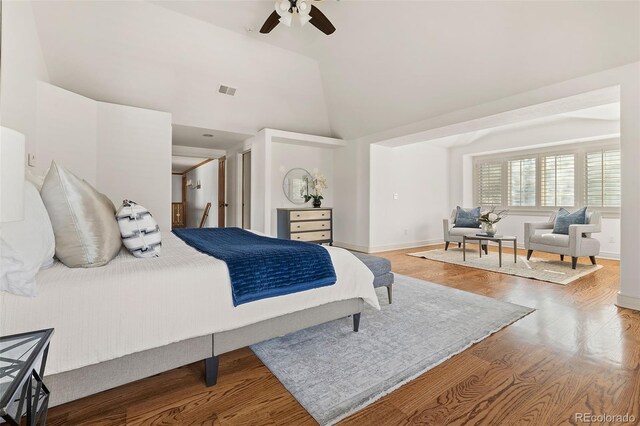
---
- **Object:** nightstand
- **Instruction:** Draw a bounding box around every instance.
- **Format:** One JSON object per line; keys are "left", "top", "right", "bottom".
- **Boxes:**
{"left": 0, "top": 329, "right": 54, "bottom": 426}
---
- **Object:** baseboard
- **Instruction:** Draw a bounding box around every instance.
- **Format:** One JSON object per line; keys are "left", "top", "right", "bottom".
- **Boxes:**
{"left": 616, "top": 293, "right": 640, "bottom": 312}
{"left": 598, "top": 251, "right": 620, "bottom": 260}
{"left": 332, "top": 241, "right": 370, "bottom": 253}
{"left": 367, "top": 239, "right": 443, "bottom": 254}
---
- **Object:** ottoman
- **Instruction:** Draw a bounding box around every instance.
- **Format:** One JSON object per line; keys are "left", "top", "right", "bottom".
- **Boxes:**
{"left": 349, "top": 251, "right": 394, "bottom": 303}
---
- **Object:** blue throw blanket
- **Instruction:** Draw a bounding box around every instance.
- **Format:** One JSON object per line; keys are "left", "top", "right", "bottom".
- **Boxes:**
{"left": 173, "top": 227, "right": 337, "bottom": 306}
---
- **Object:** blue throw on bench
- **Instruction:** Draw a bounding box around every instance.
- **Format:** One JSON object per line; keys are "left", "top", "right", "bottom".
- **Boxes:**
{"left": 173, "top": 227, "right": 337, "bottom": 306}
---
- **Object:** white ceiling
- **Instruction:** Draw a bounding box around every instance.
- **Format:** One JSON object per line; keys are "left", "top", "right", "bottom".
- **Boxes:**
{"left": 428, "top": 103, "right": 620, "bottom": 149}
{"left": 30, "top": 0, "right": 332, "bottom": 140}
{"left": 154, "top": 1, "right": 640, "bottom": 140}
{"left": 171, "top": 156, "right": 209, "bottom": 173}
{"left": 31, "top": 1, "right": 640, "bottom": 142}
{"left": 172, "top": 125, "right": 251, "bottom": 150}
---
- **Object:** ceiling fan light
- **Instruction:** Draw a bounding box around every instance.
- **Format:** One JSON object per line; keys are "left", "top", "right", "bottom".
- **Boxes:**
{"left": 297, "top": 0, "right": 311, "bottom": 15}
{"left": 279, "top": 12, "right": 293, "bottom": 27}
{"left": 298, "top": 13, "right": 312, "bottom": 26}
{"left": 275, "top": 0, "right": 290, "bottom": 15}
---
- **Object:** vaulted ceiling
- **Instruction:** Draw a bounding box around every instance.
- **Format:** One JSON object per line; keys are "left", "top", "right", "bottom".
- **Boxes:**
{"left": 31, "top": 0, "right": 640, "bottom": 142}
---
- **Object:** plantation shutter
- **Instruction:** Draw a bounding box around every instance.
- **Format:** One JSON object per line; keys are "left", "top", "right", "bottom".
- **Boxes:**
{"left": 508, "top": 158, "right": 536, "bottom": 207}
{"left": 477, "top": 162, "right": 503, "bottom": 206}
{"left": 540, "top": 154, "right": 575, "bottom": 207}
{"left": 585, "top": 149, "right": 621, "bottom": 207}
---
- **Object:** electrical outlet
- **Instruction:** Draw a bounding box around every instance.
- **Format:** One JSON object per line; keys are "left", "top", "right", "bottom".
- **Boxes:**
{"left": 609, "top": 236, "right": 616, "bottom": 244}
{"left": 27, "top": 153, "right": 36, "bottom": 167}
{"left": 393, "top": 193, "right": 399, "bottom": 200}
{"left": 404, "top": 228, "right": 408, "bottom": 235}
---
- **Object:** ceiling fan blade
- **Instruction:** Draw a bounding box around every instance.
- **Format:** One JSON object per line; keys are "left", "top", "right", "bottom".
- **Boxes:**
{"left": 309, "top": 5, "right": 336, "bottom": 35}
{"left": 260, "top": 10, "right": 280, "bottom": 34}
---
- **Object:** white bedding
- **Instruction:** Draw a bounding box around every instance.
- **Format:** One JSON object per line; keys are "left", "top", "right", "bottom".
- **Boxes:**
{"left": 0, "top": 232, "right": 379, "bottom": 375}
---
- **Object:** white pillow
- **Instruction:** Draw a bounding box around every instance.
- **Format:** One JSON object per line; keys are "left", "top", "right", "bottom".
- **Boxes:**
{"left": 0, "top": 181, "right": 55, "bottom": 296}
{"left": 40, "top": 162, "right": 122, "bottom": 268}
{"left": 116, "top": 200, "right": 161, "bottom": 258}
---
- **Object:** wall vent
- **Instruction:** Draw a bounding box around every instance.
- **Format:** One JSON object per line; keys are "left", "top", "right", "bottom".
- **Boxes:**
{"left": 218, "top": 85, "right": 237, "bottom": 96}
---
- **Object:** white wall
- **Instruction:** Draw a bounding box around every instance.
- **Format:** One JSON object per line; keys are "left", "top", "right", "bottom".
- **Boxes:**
{"left": 96, "top": 102, "right": 172, "bottom": 231}
{"left": 369, "top": 143, "right": 450, "bottom": 252}
{"left": 34, "top": 82, "right": 172, "bottom": 230}
{"left": 185, "top": 160, "right": 218, "bottom": 228}
{"left": 225, "top": 137, "right": 253, "bottom": 228}
{"left": 270, "top": 142, "right": 334, "bottom": 235}
{"left": 171, "top": 175, "right": 182, "bottom": 203}
{"left": 35, "top": 83, "right": 97, "bottom": 181}
{"left": 333, "top": 140, "right": 371, "bottom": 251}
{"left": 0, "top": 1, "right": 50, "bottom": 154}
{"left": 248, "top": 131, "right": 269, "bottom": 234}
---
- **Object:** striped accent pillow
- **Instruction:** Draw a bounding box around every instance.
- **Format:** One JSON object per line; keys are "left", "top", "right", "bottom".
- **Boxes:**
{"left": 116, "top": 200, "right": 162, "bottom": 258}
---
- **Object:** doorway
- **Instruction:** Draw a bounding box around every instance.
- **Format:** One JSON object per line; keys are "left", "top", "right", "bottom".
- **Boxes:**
{"left": 242, "top": 150, "right": 251, "bottom": 229}
{"left": 218, "top": 156, "right": 226, "bottom": 227}
{"left": 171, "top": 156, "right": 224, "bottom": 228}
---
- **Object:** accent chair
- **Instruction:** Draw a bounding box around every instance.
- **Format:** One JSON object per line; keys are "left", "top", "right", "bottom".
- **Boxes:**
{"left": 443, "top": 208, "right": 487, "bottom": 253}
{"left": 524, "top": 210, "right": 602, "bottom": 269}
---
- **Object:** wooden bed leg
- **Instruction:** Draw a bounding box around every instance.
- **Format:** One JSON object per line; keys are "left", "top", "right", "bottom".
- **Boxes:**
{"left": 205, "top": 355, "right": 219, "bottom": 387}
{"left": 353, "top": 313, "right": 361, "bottom": 332}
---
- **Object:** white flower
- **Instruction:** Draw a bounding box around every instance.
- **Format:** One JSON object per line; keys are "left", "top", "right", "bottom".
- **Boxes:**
{"left": 488, "top": 213, "right": 498, "bottom": 221}
{"left": 311, "top": 172, "right": 328, "bottom": 196}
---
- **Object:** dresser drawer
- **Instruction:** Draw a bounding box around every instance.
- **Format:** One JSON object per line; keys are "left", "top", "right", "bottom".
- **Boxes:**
{"left": 290, "top": 210, "right": 331, "bottom": 221}
{"left": 290, "top": 220, "right": 331, "bottom": 232}
{"left": 291, "top": 230, "right": 332, "bottom": 242}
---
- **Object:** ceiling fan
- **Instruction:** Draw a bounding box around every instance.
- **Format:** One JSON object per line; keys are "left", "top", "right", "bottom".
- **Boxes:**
{"left": 260, "top": 0, "right": 336, "bottom": 35}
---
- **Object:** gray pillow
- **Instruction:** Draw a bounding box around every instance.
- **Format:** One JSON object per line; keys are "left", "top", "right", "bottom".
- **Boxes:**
{"left": 454, "top": 206, "right": 481, "bottom": 228}
{"left": 552, "top": 207, "right": 587, "bottom": 235}
{"left": 40, "top": 162, "right": 122, "bottom": 268}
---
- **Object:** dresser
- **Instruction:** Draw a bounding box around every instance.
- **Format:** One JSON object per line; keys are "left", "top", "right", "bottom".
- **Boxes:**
{"left": 277, "top": 208, "right": 333, "bottom": 245}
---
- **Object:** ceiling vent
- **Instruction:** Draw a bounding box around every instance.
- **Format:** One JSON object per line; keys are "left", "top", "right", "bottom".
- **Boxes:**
{"left": 218, "top": 85, "right": 237, "bottom": 96}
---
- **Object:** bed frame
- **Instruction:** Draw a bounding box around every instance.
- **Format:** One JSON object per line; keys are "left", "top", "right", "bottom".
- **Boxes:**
{"left": 44, "top": 298, "right": 364, "bottom": 407}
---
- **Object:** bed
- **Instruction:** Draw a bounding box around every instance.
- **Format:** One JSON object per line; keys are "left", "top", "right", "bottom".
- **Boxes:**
{"left": 0, "top": 231, "right": 379, "bottom": 406}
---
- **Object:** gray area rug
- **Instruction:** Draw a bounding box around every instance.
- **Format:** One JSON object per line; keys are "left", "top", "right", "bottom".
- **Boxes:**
{"left": 409, "top": 247, "right": 602, "bottom": 285}
{"left": 251, "top": 274, "right": 533, "bottom": 425}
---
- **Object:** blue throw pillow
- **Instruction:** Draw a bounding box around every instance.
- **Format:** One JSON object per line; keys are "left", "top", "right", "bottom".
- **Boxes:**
{"left": 552, "top": 207, "right": 587, "bottom": 235}
{"left": 454, "top": 206, "right": 481, "bottom": 228}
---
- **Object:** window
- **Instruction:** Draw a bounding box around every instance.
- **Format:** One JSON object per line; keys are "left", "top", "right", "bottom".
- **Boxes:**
{"left": 477, "top": 162, "right": 503, "bottom": 206}
{"left": 541, "top": 154, "right": 575, "bottom": 207}
{"left": 585, "top": 149, "right": 621, "bottom": 207}
{"left": 472, "top": 142, "right": 620, "bottom": 214}
{"left": 507, "top": 158, "right": 536, "bottom": 207}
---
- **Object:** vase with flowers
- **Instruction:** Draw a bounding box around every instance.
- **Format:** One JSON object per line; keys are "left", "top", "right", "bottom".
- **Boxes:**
{"left": 304, "top": 172, "right": 327, "bottom": 208}
{"left": 478, "top": 206, "right": 508, "bottom": 236}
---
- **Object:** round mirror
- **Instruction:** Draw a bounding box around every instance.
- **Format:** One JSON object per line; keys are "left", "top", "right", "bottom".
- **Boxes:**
{"left": 283, "top": 168, "right": 312, "bottom": 204}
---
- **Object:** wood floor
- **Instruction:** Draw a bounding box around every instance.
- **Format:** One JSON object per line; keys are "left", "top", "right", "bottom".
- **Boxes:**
{"left": 47, "top": 245, "right": 638, "bottom": 425}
